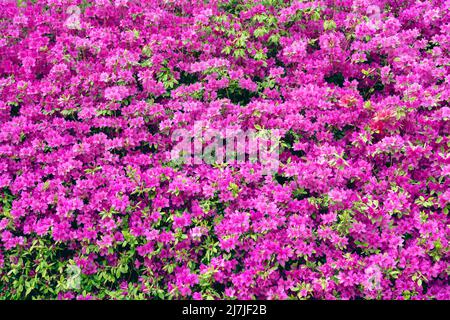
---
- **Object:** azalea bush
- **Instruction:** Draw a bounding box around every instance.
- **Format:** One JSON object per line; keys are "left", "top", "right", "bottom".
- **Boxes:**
{"left": 0, "top": 0, "right": 449, "bottom": 300}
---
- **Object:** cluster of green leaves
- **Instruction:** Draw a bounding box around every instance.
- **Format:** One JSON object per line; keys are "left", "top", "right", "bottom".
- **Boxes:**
{"left": 1, "top": 237, "right": 70, "bottom": 299}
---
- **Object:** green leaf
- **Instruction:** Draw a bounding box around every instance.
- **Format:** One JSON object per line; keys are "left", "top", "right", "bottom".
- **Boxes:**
{"left": 323, "top": 20, "right": 337, "bottom": 31}
{"left": 354, "top": 240, "right": 369, "bottom": 247}
{"left": 221, "top": 46, "right": 232, "bottom": 55}
{"left": 253, "top": 27, "right": 268, "bottom": 38}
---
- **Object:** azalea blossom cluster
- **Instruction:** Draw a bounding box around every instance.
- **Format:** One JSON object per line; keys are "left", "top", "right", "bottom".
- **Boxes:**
{"left": 0, "top": 0, "right": 449, "bottom": 300}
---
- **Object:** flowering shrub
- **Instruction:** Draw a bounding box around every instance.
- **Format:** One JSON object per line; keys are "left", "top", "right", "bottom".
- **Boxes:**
{"left": 0, "top": 0, "right": 449, "bottom": 300}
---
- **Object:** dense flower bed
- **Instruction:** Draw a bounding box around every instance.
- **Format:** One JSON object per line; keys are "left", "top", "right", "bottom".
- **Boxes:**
{"left": 0, "top": 0, "right": 449, "bottom": 300}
